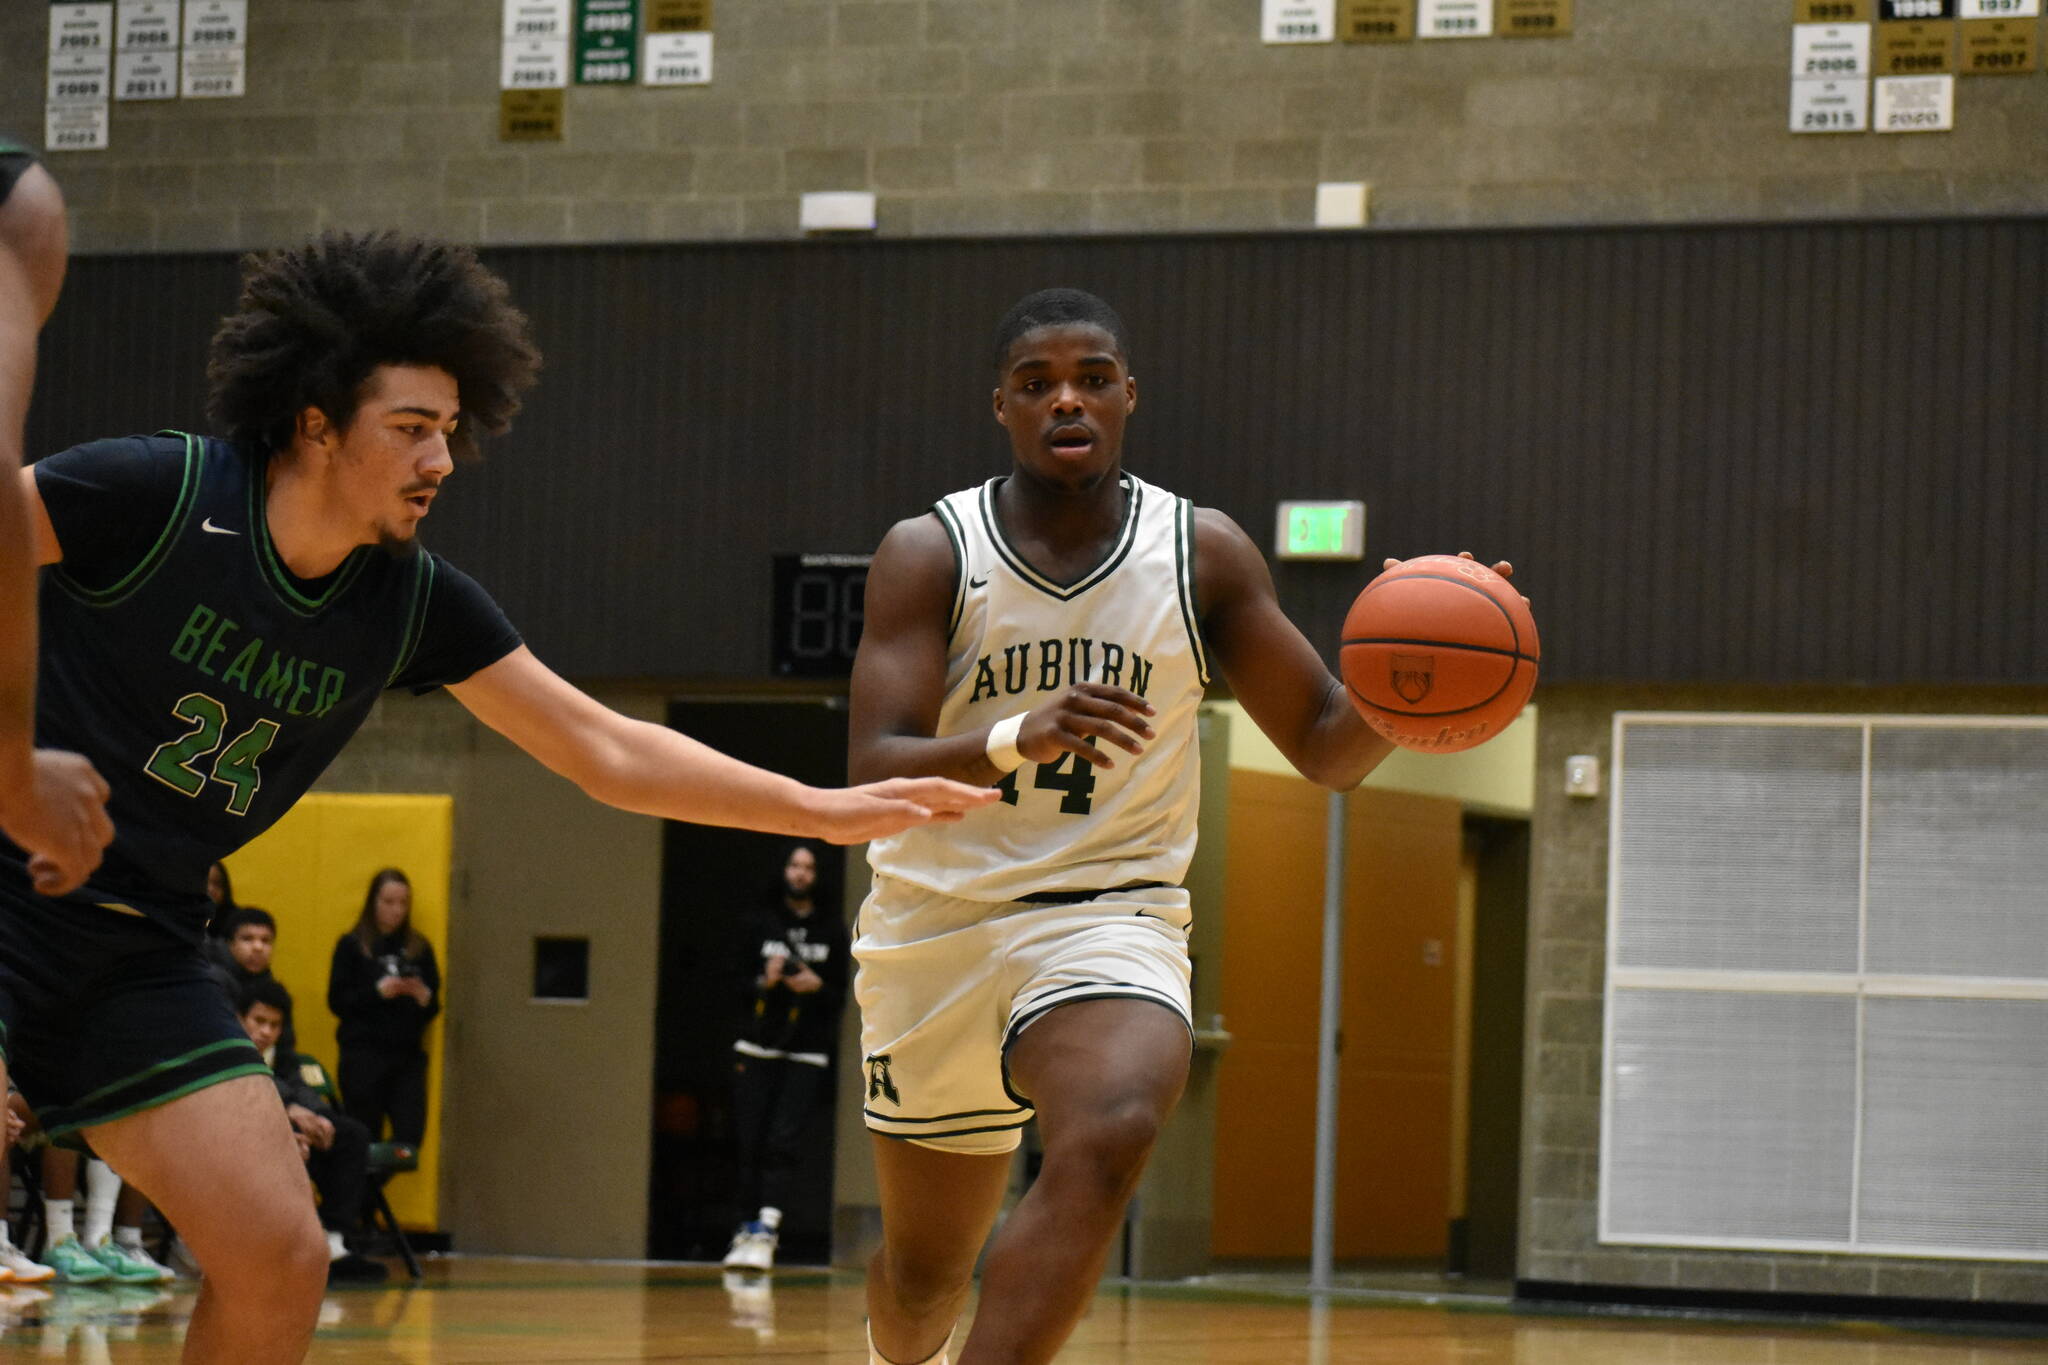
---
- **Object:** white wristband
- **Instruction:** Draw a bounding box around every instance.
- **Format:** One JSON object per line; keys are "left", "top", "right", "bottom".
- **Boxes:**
{"left": 984, "top": 713, "right": 1028, "bottom": 773}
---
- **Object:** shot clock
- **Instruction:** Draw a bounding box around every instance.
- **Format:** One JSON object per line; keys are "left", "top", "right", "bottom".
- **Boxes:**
{"left": 771, "top": 553, "right": 871, "bottom": 677}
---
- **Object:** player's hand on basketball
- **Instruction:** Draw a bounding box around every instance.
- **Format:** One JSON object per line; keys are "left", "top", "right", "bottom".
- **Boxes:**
{"left": 1382, "top": 550, "right": 1514, "bottom": 580}
{"left": 1, "top": 748, "right": 114, "bottom": 897}
{"left": 1020, "top": 684, "right": 1156, "bottom": 770}
{"left": 1382, "top": 551, "right": 1528, "bottom": 606}
{"left": 813, "top": 777, "right": 1002, "bottom": 843}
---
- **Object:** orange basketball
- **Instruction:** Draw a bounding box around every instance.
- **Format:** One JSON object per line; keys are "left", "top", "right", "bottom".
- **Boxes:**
{"left": 1340, "top": 555, "right": 1539, "bottom": 753}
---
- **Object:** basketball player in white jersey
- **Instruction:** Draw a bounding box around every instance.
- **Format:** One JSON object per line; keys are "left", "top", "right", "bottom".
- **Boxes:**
{"left": 851, "top": 288, "right": 1511, "bottom": 1364}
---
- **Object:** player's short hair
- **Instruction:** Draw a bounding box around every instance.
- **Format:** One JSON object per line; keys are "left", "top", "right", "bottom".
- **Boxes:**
{"left": 207, "top": 231, "right": 541, "bottom": 460}
{"left": 227, "top": 906, "right": 276, "bottom": 937}
{"left": 992, "top": 288, "right": 1130, "bottom": 374}
{"left": 236, "top": 975, "right": 292, "bottom": 1020}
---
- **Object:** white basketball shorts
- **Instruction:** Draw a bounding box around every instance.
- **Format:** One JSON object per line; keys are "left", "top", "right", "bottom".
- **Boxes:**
{"left": 852, "top": 874, "right": 1194, "bottom": 1155}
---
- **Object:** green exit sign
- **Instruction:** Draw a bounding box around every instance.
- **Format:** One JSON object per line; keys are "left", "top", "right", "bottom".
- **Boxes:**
{"left": 1274, "top": 500, "right": 1365, "bottom": 561}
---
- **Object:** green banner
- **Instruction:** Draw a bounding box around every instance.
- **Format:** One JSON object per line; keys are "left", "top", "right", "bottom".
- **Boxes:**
{"left": 576, "top": 0, "right": 637, "bottom": 84}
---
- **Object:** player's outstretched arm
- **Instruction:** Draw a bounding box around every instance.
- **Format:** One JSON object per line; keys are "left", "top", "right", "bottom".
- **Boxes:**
{"left": 1194, "top": 507, "right": 1395, "bottom": 791}
{"left": 0, "top": 172, "right": 114, "bottom": 897}
{"left": 848, "top": 514, "right": 1154, "bottom": 787}
{"left": 447, "top": 646, "right": 997, "bottom": 845}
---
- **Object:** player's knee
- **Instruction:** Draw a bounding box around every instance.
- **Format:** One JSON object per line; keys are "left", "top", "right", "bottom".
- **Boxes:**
{"left": 874, "top": 1242, "right": 972, "bottom": 1318}
{"left": 271, "top": 1218, "right": 332, "bottom": 1308}
{"left": 206, "top": 1208, "right": 328, "bottom": 1305}
{"left": 1054, "top": 1098, "right": 1164, "bottom": 1194}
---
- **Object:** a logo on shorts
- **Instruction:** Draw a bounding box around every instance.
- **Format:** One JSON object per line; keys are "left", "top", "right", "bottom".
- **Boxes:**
{"left": 1390, "top": 653, "right": 1434, "bottom": 704}
{"left": 865, "top": 1053, "right": 900, "bottom": 1107}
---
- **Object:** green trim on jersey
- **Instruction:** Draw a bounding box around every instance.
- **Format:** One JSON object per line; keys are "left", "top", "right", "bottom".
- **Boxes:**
{"left": 50, "top": 431, "right": 206, "bottom": 609}
{"left": 1173, "top": 497, "right": 1211, "bottom": 687}
{"left": 387, "top": 552, "right": 436, "bottom": 684}
{"left": 0, "top": 136, "right": 33, "bottom": 158}
{"left": 978, "top": 475, "right": 1143, "bottom": 603}
{"left": 247, "top": 462, "right": 370, "bottom": 615}
{"left": 930, "top": 497, "right": 969, "bottom": 636}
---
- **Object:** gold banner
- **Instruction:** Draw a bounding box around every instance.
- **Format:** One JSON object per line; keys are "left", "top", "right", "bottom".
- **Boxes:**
{"left": 1960, "top": 16, "right": 2037, "bottom": 72}
{"left": 1876, "top": 19, "right": 1958, "bottom": 72}
{"left": 1339, "top": 0, "right": 1414, "bottom": 41}
{"left": 647, "top": 0, "right": 713, "bottom": 32}
{"left": 499, "top": 88, "right": 565, "bottom": 142}
{"left": 1500, "top": 0, "right": 1573, "bottom": 36}
{"left": 1796, "top": 0, "right": 1874, "bottom": 20}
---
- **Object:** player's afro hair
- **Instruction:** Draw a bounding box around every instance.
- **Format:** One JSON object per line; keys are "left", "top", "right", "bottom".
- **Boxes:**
{"left": 207, "top": 231, "right": 541, "bottom": 461}
{"left": 992, "top": 288, "right": 1130, "bottom": 374}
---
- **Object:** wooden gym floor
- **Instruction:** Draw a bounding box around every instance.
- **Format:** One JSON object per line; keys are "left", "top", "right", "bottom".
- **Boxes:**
{"left": 1, "top": 1257, "right": 2042, "bottom": 1362}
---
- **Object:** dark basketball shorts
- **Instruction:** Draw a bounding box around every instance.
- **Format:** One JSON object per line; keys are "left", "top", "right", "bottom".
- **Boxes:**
{"left": 0, "top": 880, "right": 268, "bottom": 1145}
{"left": 0, "top": 149, "right": 38, "bottom": 207}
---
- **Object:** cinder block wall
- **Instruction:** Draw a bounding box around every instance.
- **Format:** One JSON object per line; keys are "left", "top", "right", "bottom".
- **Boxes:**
{"left": 5, "top": 0, "right": 2047, "bottom": 253}
{"left": 1529, "top": 685, "right": 2048, "bottom": 1304}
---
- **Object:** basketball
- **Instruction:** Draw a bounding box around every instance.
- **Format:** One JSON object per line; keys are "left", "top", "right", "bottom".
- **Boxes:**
{"left": 1340, "top": 555, "right": 1539, "bottom": 753}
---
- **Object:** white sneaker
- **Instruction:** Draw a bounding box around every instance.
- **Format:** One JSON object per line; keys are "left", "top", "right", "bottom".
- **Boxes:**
{"left": 723, "top": 1269, "right": 775, "bottom": 1336}
{"left": 720, "top": 1222, "right": 776, "bottom": 1272}
{"left": 0, "top": 1245, "right": 56, "bottom": 1284}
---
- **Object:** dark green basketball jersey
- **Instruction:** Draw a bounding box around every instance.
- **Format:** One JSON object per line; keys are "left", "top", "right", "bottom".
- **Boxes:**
{"left": 6, "top": 433, "right": 520, "bottom": 937}
{"left": 0, "top": 133, "right": 37, "bottom": 204}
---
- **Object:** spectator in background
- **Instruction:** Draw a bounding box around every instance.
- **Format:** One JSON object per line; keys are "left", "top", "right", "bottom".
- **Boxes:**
{"left": 722, "top": 843, "right": 848, "bottom": 1273}
{"left": 327, "top": 869, "right": 440, "bottom": 1151}
{"left": 203, "top": 859, "right": 237, "bottom": 940}
{"left": 235, "top": 979, "right": 385, "bottom": 1283}
{"left": 207, "top": 906, "right": 295, "bottom": 1059}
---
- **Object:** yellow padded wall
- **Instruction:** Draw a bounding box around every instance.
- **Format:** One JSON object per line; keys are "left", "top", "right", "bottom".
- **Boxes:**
{"left": 225, "top": 793, "right": 452, "bottom": 1230}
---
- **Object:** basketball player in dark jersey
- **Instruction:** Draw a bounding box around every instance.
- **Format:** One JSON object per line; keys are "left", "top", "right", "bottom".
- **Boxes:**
{"left": 4, "top": 232, "right": 995, "bottom": 1363}
{"left": 0, "top": 137, "right": 113, "bottom": 899}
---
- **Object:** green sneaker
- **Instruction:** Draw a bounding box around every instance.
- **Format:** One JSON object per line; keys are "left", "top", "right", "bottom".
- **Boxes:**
{"left": 90, "top": 1239, "right": 173, "bottom": 1284}
{"left": 42, "top": 1236, "right": 111, "bottom": 1284}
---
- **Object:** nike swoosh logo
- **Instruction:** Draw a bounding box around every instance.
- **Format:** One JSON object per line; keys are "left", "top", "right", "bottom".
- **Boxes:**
{"left": 201, "top": 517, "right": 239, "bottom": 536}
{"left": 968, "top": 573, "right": 989, "bottom": 589}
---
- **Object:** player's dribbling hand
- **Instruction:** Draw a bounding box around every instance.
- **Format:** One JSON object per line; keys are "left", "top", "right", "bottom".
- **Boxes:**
{"left": 1019, "top": 683, "right": 1155, "bottom": 771}
{"left": 1382, "top": 551, "right": 1529, "bottom": 605}
{"left": 0, "top": 749, "right": 115, "bottom": 897}
{"left": 813, "top": 777, "right": 1002, "bottom": 844}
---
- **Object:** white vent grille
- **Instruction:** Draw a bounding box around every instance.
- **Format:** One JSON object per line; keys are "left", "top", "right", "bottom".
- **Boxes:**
{"left": 1860, "top": 998, "right": 2048, "bottom": 1257}
{"left": 1605, "top": 990, "right": 1855, "bottom": 1243}
{"left": 1603, "top": 714, "right": 2048, "bottom": 1261}
{"left": 1614, "top": 724, "right": 1862, "bottom": 973}
{"left": 1867, "top": 728, "right": 2048, "bottom": 980}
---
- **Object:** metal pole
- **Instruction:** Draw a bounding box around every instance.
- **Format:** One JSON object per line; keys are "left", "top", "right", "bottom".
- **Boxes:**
{"left": 1309, "top": 788, "right": 1347, "bottom": 1293}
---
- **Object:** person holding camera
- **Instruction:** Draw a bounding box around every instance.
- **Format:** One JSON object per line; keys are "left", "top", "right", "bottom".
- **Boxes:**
{"left": 326, "top": 868, "right": 441, "bottom": 1152}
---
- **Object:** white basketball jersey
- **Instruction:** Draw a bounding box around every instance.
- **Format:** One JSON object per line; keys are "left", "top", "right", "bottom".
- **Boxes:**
{"left": 869, "top": 473, "right": 1211, "bottom": 903}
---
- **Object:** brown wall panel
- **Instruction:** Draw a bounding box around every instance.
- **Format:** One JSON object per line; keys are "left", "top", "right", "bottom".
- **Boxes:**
{"left": 1213, "top": 771, "right": 1461, "bottom": 1261}
{"left": 29, "top": 221, "right": 2046, "bottom": 686}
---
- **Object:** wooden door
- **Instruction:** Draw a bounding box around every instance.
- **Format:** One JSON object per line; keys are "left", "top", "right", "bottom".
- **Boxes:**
{"left": 1211, "top": 771, "right": 1461, "bottom": 1260}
